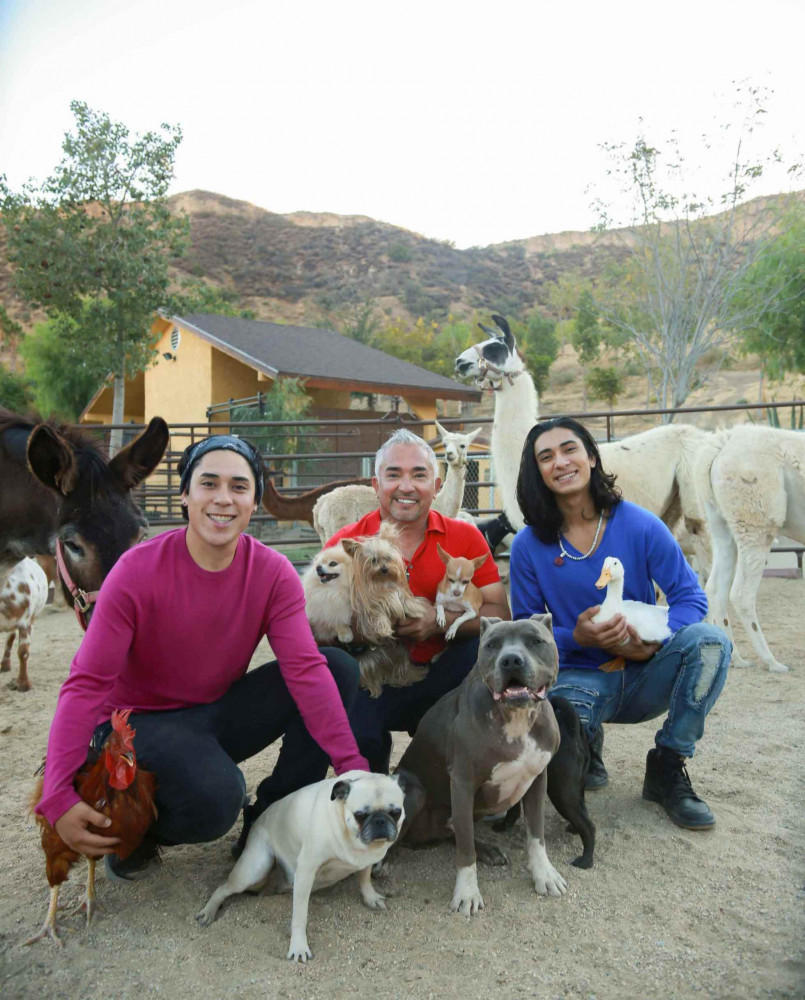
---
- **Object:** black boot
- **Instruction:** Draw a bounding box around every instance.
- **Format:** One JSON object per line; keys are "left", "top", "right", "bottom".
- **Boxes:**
{"left": 642, "top": 746, "right": 715, "bottom": 830}
{"left": 585, "top": 727, "right": 609, "bottom": 790}
{"left": 104, "top": 832, "right": 162, "bottom": 882}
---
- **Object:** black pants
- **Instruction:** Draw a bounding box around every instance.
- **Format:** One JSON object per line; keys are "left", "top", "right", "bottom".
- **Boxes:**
{"left": 91, "top": 648, "right": 360, "bottom": 845}
{"left": 347, "top": 637, "right": 480, "bottom": 773}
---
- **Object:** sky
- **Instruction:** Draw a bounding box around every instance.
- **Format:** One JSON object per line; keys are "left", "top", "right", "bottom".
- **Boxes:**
{"left": 1, "top": 0, "right": 803, "bottom": 248}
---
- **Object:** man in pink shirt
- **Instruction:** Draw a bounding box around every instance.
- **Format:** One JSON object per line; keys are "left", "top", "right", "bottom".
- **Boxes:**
{"left": 37, "top": 434, "right": 368, "bottom": 878}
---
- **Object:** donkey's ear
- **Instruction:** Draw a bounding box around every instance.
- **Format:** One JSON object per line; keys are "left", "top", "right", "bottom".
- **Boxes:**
{"left": 27, "top": 425, "right": 78, "bottom": 496}
{"left": 108, "top": 417, "right": 169, "bottom": 489}
{"left": 491, "top": 315, "right": 514, "bottom": 349}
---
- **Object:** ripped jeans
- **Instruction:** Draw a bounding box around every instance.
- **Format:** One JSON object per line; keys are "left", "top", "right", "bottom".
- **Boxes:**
{"left": 550, "top": 623, "right": 731, "bottom": 758}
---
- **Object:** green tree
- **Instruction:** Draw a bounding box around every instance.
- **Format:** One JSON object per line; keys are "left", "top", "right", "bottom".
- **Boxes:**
{"left": 0, "top": 364, "right": 33, "bottom": 412}
{"left": 177, "top": 281, "right": 257, "bottom": 319}
{"left": 572, "top": 290, "right": 602, "bottom": 409}
{"left": 19, "top": 315, "right": 104, "bottom": 420}
{"left": 586, "top": 365, "right": 625, "bottom": 409}
{"left": 338, "top": 297, "right": 382, "bottom": 345}
{"left": 0, "top": 305, "right": 24, "bottom": 355}
{"left": 590, "top": 85, "right": 803, "bottom": 420}
{"left": 0, "top": 101, "right": 189, "bottom": 451}
{"left": 231, "top": 377, "right": 314, "bottom": 475}
{"left": 514, "top": 310, "right": 558, "bottom": 393}
{"left": 734, "top": 214, "right": 805, "bottom": 378}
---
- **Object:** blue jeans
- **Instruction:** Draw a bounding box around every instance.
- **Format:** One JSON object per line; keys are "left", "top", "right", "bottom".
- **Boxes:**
{"left": 550, "top": 623, "right": 731, "bottom": 758}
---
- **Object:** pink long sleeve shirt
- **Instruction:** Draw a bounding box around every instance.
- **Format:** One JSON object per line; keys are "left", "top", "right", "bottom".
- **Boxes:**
{"left": 36, "top": 529, "right": 368, "bottom": 826}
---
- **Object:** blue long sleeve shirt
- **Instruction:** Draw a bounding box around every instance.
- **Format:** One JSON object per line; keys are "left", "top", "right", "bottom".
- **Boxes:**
{"left": 509, "top": 501, "right": 707, "bottom": 671}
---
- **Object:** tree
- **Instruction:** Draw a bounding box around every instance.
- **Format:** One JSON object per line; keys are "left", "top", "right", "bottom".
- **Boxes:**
{"left": 734, "top": 214, "right": 805, "bottom": 380}
{"left": 515, "top": 310, "right": 558, "bottom": 393}
{"left": 0, "top": 305, "right": 25, "bottom": 361}
{"left": 590, "top": 85, "right": 803, "bottom": 420}
{"left": 0, "top": 101, "right": 189, "bottom": 451}
{"left": 338, "top": 297, "right": 382, "bottom": 345}
{"left": 0, "top": 363, "right": 33, "bottom": 411}
{"left": 19, "top": 315, "right": 104, "bottom": 420}
{"left": 586, "top": 365, "right": 625, "bottom": 409}
{"left": 571, "top": 290, "right": 603, "bottom": 409}
{"left": 231, "top": 377, "right": 314, "bottom": 476}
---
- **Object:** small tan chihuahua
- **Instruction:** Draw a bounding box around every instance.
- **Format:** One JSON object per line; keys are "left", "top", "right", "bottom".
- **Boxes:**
{"left": 434, "top": 544, "right": 489, "bottom": 641}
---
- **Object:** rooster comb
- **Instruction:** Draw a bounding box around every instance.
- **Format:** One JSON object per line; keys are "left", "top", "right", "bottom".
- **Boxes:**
{"left": 111, "top": 708, "right": 135, "bottom": 743}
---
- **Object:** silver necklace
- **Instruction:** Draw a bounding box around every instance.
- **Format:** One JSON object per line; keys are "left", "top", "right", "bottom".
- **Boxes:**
{"left": 555, "top": 511, "right": 604, "bottom": 567}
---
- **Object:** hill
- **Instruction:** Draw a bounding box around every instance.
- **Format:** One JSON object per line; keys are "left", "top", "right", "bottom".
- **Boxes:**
{"left": 2, "top": 189, "right": 803, "bottom": 419}
{"left": 161, "top": 190, "right": 631, "bottom": 329}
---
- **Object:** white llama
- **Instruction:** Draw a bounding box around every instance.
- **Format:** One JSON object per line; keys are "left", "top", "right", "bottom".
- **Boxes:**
{"left": 454, "top": 315, "right": 712, "bottom": 567}
{"left": 695, "top": 424, "right": 805, "bottom": 673}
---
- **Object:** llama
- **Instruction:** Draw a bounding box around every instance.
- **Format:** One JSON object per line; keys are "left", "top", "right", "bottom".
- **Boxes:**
{"left": 312, "top": 424, "right": 482, "bottom": 545}
{"left": 454, "top": 316, "right": 712, "bottom": 567}
{"left": 0, "top": 557, "right": 48, "bottom": 691}
{"left": 695, "top": 424, "right": 805, "bottom": 674}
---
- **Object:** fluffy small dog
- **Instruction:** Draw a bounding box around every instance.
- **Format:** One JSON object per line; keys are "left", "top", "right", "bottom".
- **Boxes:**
{"left": 344, "top": 523, "right": 431, "bottom": 697}
{"left": 302, "top": 543, "right": 354, "bottom": 645}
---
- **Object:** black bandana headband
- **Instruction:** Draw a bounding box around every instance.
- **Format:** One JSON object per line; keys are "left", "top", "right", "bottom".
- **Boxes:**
{"left": 178, "top": 435, "right": 265, "bottom": 505}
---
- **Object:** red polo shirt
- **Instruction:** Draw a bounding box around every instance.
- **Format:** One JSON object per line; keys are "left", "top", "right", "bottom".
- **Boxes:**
{"left": 327, "top": 509, "right": 500, "bottom": 664}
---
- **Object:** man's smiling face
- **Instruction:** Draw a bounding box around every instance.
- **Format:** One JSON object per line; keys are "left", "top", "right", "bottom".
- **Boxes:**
{"left": 533, "top": 426, "right": 595, "bottom": 498}
{"left": 183, "top": 450, "right": 257, "bottom": 555}
{"left": 373, "top": 443, "right": 441, "bottom": 528}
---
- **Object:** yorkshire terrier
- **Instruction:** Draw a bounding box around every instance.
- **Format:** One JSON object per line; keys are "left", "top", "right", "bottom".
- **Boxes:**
{"left": 341, "top": 524, "right": 431, "bottom": 697}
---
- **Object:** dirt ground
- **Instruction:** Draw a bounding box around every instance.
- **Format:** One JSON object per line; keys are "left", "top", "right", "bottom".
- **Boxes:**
{"left": 1, "top": 577, "right": 804, "bottom": 1000}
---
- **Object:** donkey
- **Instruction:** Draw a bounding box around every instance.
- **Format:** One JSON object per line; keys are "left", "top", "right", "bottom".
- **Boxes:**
{"left": 0, "top": 409, "right": 169, "bottom": 631}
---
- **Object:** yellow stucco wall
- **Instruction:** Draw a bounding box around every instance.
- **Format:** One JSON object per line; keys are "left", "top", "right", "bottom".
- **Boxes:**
{"left": 81, "top": 370, "right": 146, "bottom": 424}
{"left": 145, "top": 322, "right": 213, "bottom": 426}
{"left": 210, "top": 347, "right": 265, "bottom": 406}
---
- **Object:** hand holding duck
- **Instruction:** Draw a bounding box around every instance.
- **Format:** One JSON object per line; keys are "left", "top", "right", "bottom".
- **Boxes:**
{"left": 593, "top": 556, "right": 672, "bottom": 642}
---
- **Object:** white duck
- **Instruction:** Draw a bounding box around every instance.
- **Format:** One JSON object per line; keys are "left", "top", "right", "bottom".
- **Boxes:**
{"left": 593, "top": 556, "right": 671, "bottom": 671}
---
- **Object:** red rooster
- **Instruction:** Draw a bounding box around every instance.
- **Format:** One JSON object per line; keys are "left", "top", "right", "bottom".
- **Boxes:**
{"left": 26, "top": 709, "right": 157, "bottom": 946}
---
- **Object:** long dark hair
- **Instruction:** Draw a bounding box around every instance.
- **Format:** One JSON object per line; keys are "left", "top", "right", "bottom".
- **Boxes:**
{"left": 516, "top": 416, "right": 622, "bottom": 544}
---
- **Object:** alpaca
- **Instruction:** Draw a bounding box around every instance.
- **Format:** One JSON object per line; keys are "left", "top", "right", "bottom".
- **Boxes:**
{"left": 311, "top": 424, "right": 482, "bottom": 545}
{"left": 0, "top": 557, "right": 48, "bottom": 691}
{"left": 695, "top": 425, "right": 805, "bottom": 674}
{"left": 454, "top": 315, "right": 712, "bottom": 568}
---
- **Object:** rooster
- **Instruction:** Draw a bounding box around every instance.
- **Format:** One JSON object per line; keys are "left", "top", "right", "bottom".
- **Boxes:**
{"left": 26, "top": 709, "right": 157, "bottom": 946}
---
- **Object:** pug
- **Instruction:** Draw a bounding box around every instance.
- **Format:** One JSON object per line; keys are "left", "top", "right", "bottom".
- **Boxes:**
{"left": 196, "top": 771, "right": 416, "bottom": 962}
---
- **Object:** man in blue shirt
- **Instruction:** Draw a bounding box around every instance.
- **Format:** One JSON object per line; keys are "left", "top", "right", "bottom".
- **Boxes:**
{"left": 509, "top": 416, "right": 731, "bottom": 830}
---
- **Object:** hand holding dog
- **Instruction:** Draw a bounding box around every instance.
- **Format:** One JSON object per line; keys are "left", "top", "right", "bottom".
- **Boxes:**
{"left": 395, "top": 602, "right": 442, "bottom": 642}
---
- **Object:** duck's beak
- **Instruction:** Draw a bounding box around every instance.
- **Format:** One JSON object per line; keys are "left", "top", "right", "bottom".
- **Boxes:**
{"left": 595, "top": 568, "right": 611, "bottom": 589}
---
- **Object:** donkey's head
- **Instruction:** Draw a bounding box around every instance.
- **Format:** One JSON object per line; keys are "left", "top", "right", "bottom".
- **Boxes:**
{"left": 26, "top": 417, "right": 169, "bottom": 623}
{"left": 454, "top": 315, "right": 523, "bottom": 384}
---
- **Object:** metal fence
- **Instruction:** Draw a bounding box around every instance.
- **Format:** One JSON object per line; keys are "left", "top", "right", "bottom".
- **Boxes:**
{"left": 79, "top": 398, "right": 804, "bottom": 567}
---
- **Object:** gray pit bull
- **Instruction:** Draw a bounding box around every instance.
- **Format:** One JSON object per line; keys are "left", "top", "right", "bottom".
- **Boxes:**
{"left": 396, "top": 614, "right": 568, "bottom": 915}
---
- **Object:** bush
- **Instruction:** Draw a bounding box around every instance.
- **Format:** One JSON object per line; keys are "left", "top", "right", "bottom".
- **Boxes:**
{"left": 388, "top": 243, "right": 413, "bottom": 263}
{"left": 586, "top": 366, "right": 625, "bottom": 408}
{"left": 0, "top": 364, "right": 33, "bottom": 412}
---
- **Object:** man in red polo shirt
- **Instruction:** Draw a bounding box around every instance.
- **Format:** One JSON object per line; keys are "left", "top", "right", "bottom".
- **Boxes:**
{"left": 327, "top": 428, "right": 511, "bottom": 772}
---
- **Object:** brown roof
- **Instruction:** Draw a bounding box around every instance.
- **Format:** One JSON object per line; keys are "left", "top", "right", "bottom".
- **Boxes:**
{"left": 175, "top": 314, "right": 481, "bottom": 401}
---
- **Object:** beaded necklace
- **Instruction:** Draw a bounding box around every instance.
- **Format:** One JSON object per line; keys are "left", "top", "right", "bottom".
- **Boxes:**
{"left": 554, "top": 511, "right": 604, "bottom": 567}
